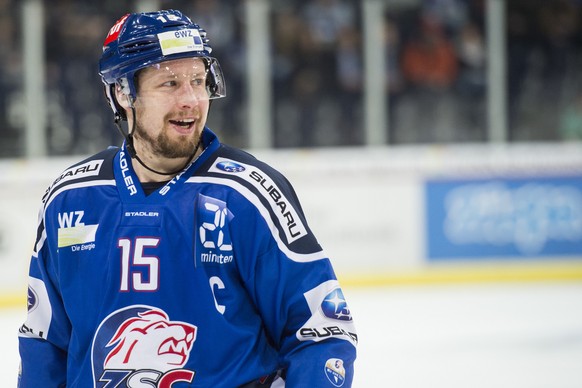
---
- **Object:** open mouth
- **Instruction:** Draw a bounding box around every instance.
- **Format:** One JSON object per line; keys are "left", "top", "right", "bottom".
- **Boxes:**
{"left": 169, "top": 119, "right": 195, "bottom": 132}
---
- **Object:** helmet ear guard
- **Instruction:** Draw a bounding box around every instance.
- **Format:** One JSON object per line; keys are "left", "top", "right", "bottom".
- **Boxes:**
{"left": 102, "top": 80, "right": 132, "bottom": 121}
{"left": 117, "top": 77, "right": 131, "bottom": 95}
{"left": 103, "top": 82, "right": 125, "bottom": 121}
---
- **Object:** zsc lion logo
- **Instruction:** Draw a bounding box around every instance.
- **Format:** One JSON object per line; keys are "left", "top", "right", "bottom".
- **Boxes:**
{"left": 92, "top": 305, "right": 197, "bottom": 387}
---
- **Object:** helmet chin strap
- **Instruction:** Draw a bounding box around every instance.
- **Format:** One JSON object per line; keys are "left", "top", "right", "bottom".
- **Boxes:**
{"left": 113, "top": 107, "right": 200, "bottom": 177}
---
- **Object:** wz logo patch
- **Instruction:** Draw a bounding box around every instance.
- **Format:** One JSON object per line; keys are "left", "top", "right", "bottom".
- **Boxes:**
{"left": 57, "top": 210, "right": 98, "bottom": 249}
{"left": 92, "top": 305, "right": 197, "bottom": 387}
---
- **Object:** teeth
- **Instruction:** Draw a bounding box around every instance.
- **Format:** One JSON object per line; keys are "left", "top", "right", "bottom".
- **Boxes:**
{"left": 171, "top": 119, "right": 194, "bottom": 128}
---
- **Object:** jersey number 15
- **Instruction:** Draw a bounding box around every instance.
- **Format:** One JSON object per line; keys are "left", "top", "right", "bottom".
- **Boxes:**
{"left": 118, "top": 237, "right": 160, "bottom": 292}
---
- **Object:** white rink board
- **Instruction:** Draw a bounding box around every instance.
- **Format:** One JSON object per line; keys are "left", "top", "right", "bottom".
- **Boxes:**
{"left": 0, "top": 158, "right": 64, "bottom": 295}
{"left": 2, "top": 143, "right": 582, "bottom": 295}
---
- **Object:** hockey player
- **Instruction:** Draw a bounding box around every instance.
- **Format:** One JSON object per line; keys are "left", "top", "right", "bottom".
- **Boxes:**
{"left": 18, "top": 9, "right": 357, "bottom": 387}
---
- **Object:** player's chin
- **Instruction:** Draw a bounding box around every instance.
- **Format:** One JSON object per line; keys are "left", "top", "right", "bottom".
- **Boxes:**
{"left": 167, "top": 138, "right": 200, "bottom": 157}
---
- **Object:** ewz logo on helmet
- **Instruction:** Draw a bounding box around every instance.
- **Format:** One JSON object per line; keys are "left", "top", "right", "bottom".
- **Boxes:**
{"left": 158, "top": 29, "right": 204, "bottom": 56}
{"left": 174, "top": 30, "right": 195, "bottom": 38}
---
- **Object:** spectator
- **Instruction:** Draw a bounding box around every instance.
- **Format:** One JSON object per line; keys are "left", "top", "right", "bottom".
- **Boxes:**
{"left": 400, "top": 14, "right": 459, "bottom": 142}
{"left": 383, "top": 18, "right": 405, "bottom": 142}
{"left": 335, "top": 26, "right": 363, "bottom": 145}
{"left": 401, "top": 15, "right": 458, "bottom": 90}
{"left": 455, "top": 20, "right": 486, "bottom": 139}
{"left": 536, "top": 0, "right": 580, "bottom": 134}
{"left": 0, "top": 0, "right": 22, "bottom": 156}
{"left": 300, "top": 0, "right": 357, "bottom": 94}
{"left": 272, "top": 6, "right": 303, "bottom": 102}
{"left": 421, "top": 0, "right": 469, "bottom": 36}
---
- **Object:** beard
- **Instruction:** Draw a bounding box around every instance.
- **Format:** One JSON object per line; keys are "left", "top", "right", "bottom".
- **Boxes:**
{"left": 133, "top": 117, "right": 200, "bottom": 159}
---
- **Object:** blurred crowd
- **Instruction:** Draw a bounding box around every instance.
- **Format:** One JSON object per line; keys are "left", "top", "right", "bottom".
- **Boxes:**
{"left": 1, "top": 0, "right": 582, "bottom": 157}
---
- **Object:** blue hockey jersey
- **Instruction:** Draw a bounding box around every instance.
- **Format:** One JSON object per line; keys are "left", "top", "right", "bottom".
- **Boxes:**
{"left": 18, "top": 128, "right": 357, "bottom": 387}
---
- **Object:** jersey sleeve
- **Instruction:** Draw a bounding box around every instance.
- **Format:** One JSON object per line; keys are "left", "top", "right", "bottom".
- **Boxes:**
{"left": 224, "top": 160, "right": 358, "bottom": 387}
{"left": 18, "top": 201, "right": 71, "bottom": 386}
{"left": 251, "top": 244, "right": 357, "bottom": 387}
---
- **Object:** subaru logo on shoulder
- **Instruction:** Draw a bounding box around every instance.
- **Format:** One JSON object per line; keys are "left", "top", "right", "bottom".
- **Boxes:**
{"left": 321, "top": 289, "right": 352, "bottom": 321}
{"left": 216, "top": 160, "right": 245, "bottom": 173}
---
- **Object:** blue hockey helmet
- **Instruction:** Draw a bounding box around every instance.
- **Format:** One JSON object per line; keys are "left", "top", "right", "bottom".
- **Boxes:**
{"left": 99, "top": 9, "right": 226, "bottom": 120}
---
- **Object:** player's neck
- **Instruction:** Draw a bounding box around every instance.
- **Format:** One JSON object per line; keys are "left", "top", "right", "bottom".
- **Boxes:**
{"left": 129, "top": 139, "right": 194, "bottom": 182}
{"left": 131, "top": 154, "right": 192, "bottom": 183}
{"left": 127, "top": 132, "right": 202, "bottom": 182}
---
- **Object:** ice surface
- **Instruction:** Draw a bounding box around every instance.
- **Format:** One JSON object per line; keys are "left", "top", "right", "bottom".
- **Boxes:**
{"left": 3, "top": 282, "right": 582, "bottom": 386}
{"left": 350, "top": 282, "right": 582, "bottom": 387}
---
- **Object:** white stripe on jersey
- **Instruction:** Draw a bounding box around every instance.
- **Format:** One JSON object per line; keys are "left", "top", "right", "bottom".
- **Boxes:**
{"left": 187, "top": 176, "right": 327, "bottom": 263}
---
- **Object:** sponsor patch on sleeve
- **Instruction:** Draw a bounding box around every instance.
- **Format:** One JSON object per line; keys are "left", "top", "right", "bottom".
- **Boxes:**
{"left": 52, "top": 160, "right": 104, "bottom": 188}
{"left": 296, "top": 280, "right": 357, "bottom": 345}
{"left": 19, "top": 277, "right": 51, "bottom": 340}
{"left": 324, "top": 358, "right": 346, "bottom": 387}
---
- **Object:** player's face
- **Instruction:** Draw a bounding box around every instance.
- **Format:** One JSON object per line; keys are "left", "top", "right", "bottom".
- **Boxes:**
{"left": 132, "top": 58, "right": 210, "bottom": 159}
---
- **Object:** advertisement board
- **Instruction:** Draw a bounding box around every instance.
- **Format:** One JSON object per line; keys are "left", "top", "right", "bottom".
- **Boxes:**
{"left": 426, "top": 175, "right": 582, "bottom": 260}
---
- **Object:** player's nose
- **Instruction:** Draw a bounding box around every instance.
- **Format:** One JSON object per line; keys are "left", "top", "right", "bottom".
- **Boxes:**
{"left": 176, "top": 83, "right": 205, "bottom": 108}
